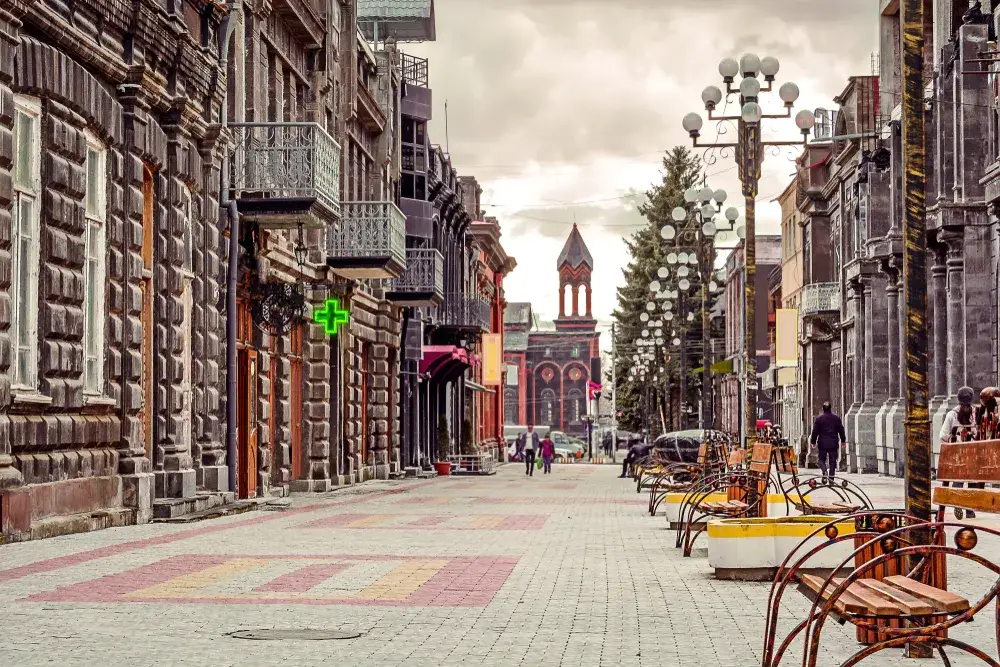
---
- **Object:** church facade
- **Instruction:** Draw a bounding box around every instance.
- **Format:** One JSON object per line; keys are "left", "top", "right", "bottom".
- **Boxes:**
{"left": 504, "top": 226, "right": 601, "bottom": 436}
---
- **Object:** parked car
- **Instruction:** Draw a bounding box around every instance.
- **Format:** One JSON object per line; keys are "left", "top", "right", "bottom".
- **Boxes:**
{"left": 550, "top": 431, "right": 587, "bottom": 457}
{"left": 652, "top": 429, "right": 725, "bottom": 464}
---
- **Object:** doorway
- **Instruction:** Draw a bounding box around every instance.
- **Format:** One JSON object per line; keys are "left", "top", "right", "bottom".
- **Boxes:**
{"left": 237, "top": 300, "right": 257, "bottom": 498}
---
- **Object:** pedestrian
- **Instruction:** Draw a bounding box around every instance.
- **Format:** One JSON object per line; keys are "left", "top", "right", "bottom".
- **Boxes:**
{"left": 939, "top": 386, "right": 979, "bottom": 519}
{"left": 539, "top": 434, "right": 556, "bottom": 475}
{"left": 518, "top": 425, "right": 540, "bottom": 476}
{"left": 620, "top": 440, "right": 651, "bottom": 479}
{"left": 810, "top": 401, "right": 846, "bottom": 484}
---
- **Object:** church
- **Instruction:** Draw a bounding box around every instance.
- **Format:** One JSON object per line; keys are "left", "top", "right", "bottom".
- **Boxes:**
{"left": 503, "top": 225, "right": 602, "bottom": 436}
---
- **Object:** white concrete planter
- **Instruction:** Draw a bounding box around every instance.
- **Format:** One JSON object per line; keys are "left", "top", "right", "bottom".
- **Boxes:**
{"left": 707, "top": 516, "right": 857, "bottom": 581}
{"left": 662, "top": 491, "right": 800, "bottom": 527}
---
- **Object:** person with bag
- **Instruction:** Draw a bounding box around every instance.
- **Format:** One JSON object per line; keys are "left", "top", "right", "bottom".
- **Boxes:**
{"left": 539, "top": 435, "right": 556, "bottom": 475}
{"left": 939, "top": 386, "right": 979, "bottom": 519}
{"left": 519, "top": 425, "right": 540, "bottom": 476}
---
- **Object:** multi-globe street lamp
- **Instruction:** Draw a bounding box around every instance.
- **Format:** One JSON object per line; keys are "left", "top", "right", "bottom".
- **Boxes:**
{"left": 682, "top": 53, "right": 816, "bottom": 447}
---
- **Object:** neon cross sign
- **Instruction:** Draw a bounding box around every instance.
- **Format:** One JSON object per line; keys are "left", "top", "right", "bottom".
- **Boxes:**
{"left": 313, "top": 298, "right": 349, "bottom": 335}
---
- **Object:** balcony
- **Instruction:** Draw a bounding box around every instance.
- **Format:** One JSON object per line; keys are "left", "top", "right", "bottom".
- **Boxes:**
{"left": 440, "top": 293, "right": 491, "bottom": 333}
{"left": 800, "top": 282, "right": 840, "bottom": 318}
{"left": 327, "top": 201, "right": 407, "bottom": 279}
{"left": 386, "top": 248, "right": 444, "bottom": 307}
{"left": 229, "top": 123, "right": 341, "bottom": 229}
{"left": 400, "top": 53, "right": 429, "bottom": 87}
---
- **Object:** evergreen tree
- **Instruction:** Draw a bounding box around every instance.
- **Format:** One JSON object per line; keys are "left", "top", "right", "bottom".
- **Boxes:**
{"left": 613, "top": 147, "right": 703, "bottom": 434}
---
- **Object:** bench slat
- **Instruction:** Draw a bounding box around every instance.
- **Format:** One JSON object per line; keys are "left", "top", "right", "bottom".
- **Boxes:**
{"left": 883, "top": 576, "right": 970, "bottom": 613}
{"left": 855, "top": 580, "right": 934, "bottom": 616}
{"left": 799, "top": 575, "right": 869, "bottom": 615}
{"left": 932, "top": 486, "right": 1000, "bottom": 514}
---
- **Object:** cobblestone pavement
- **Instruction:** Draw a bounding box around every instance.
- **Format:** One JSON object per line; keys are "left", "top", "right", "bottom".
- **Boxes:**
{"left": 0, "top": 464, "right": 997, "bottom": 666}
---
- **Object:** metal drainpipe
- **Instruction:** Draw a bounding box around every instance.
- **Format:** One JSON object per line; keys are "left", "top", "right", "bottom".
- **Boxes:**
{"left": 217, "top": 3, "right": 241, "bottom": 495}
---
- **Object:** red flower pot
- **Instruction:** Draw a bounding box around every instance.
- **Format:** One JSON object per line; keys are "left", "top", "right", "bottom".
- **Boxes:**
{"left": 434, "top": 461, "right": 452, "bottom": 476}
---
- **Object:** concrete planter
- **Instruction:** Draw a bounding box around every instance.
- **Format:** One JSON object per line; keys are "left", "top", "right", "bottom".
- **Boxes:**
{"left": 663, "top": 492, "right": 800, "bottom": 528}
{"left": 707, "top": 516, "right": 856, "bottom": 581}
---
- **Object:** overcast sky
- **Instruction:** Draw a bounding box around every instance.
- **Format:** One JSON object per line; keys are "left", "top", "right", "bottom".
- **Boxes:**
{"left": 408, "top": 0, "right": 878, "bottom": 343}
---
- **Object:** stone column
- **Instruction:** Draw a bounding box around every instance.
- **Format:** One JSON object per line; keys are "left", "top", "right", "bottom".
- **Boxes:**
{"left": 585, "top": 285, "right": 593, "bottom": 317}
{"left": 886, "top": 276, "right": 901, "bottom": 400}
{"left": 845, "top": 280, "right": 864, "bottom": 472}
{"left": 930, "top": 245, "right": 949, "bottom": 398}
{"left": 559, "top": 283, "right": 566, "bottom": 317}
{"left": 571, "top": 285, "right": 579, "bottom": 316}
{"left": 945, "top": 234, "right": 966, "bottom": 396}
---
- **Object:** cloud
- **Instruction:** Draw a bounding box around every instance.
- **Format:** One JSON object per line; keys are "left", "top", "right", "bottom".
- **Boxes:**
{"left": 404, "top": 0, "right": 879, "bottom": 338}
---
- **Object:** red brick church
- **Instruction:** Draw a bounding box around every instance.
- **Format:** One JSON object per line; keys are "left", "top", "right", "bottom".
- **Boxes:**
{"left": 503, "top": 225, "right": 601, "bottom": 436}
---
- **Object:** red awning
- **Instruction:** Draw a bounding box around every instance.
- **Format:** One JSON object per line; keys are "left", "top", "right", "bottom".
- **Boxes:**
{"left": 419, "top": 345, "right": 471, "bottom": 381}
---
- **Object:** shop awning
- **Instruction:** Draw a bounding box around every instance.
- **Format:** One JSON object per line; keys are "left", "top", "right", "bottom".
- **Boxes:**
{"left": 420, "top": 345, "right": 471, "bottom": 383}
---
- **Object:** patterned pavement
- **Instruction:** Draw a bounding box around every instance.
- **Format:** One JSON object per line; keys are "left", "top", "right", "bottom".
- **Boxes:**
{"left": 0, "top": 464, "right": 996, "bottom": 666}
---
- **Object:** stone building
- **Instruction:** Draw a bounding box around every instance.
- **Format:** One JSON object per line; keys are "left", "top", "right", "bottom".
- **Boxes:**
{"left": 776, "top": 179, "right": 805, "bottom": 450}
{"left": 504, "top": 226, "right": 601, "bottom": 437}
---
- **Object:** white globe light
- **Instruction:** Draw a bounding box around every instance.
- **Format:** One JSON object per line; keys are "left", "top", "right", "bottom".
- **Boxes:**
{"left": 719, "top": 57, "right": 739, "bottom": 79}
{"left": 678, "top": 266, "right": 690, "bottom": 278}
{"left": 642, "top": 329, "right": 650, "bottom": 337}
{"left": 655, "top": 337, "right": 664, "bottom": 346}
{"left": 687, "top": 312, "right": 695, "bottom": 322}
{"left": 673, "top": 337, "right": 682, "bottom": 346}
{"left": 640, "top": 312, "right": 649, "bottom": 322}
{"left": 726, "top": 206, "right": 740, "bottom": 222}
{"left": 740, "top": 53, "right": 761, "bottom": 76}
{"left": 714, "top": 189, "right": 727, "bottom": 204}
{"left": 736, "top": 225, "right": 746, "bottom": 239}
{"left": 700, "top": 204, "right": 715, "bottom": 218}
{"left": 657, "top": 266, "right": 669, "bottom": 279}
{"left": 689, "top": 254, "right": 699, "bottom": 265}
{"left": 667, "top": 253, "right": 678, "bottom": 265}
{"left": 739, "top": 77, "right": 761, "bottom": 98}
{"left": 698, "top": 186, "right": 714, "bottom": 203}
{"left": 665, "top": 312, "right": 675, "bottom": 321}
{"left": 682, "top": 113, "right": 704, "bottom": 134}
{"left": 702, "top": 221, "right": 717, "bottom": 236}
{"left": 709, "top": 281, "right": 719, "bottom": 292}
{"left": 677, "top": 252, "right": 689, "bottom": 264}
{"left": 679, "top": 278, "right": 691, "bottom": 291}
{"left": 646, "top": 302, "right": 655, "bottom": 311}
{"left": 671, "top": 289, "right": 680, "bottom": 298}
{"left": 779, "top": 82, "right": 800, "bottom": 105}
{"left": 663, "top": 300, "right": 673, "bottom": 310}
{"left": 684, "top": 187, "right": 700, "bottom": 203}
{"left": 655, "top": 328, "right": 663, "bottom": 337}
{"left": 741, "top": 102, "right": 763, "bottom": 123}
{"left": 795, "top": 109, "right": 817, "bottom": 132}
{"left": 760, "top": 56, "right": 780, "bottom": 78}
{"left": 661, "top": 225, "right": 676, "bottom": 240}
{"left": 702, "top": 85, "right": 723, "bottom": 108}
{"left": 672, "top": 207, "right": 688, "bottom": 222}
{"left": 649, "top": 280, "right": 661, "bottom": 292}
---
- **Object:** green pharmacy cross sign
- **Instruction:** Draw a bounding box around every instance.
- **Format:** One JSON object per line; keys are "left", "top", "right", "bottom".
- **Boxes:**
{"left": 313, "top": 298, "right": 350, "bottom": 336}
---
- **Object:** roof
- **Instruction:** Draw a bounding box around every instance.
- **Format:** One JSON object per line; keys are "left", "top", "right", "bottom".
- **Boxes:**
{"left": 357, "top": 1, "right": 436, "bottom": 42}
{"left": 504, "top": 332, "right": 529, "bottom": 352}
{"left": 557, "top": 224, "right": 594, "bottom": 270}
{"left": 504, "top": 302, "right": 532, "bottom": 325}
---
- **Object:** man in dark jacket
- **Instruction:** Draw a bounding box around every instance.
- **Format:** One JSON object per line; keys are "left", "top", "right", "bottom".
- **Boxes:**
{"left": 620, "top": 441, "right": 651, "bottom": 479}
{"left": 810, "top": 402, "right": 846, "bottom": 484}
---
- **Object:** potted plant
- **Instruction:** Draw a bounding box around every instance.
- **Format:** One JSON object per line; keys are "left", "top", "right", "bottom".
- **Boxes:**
{"left": 434, "top": 417, "right": 452, "bottom": 476}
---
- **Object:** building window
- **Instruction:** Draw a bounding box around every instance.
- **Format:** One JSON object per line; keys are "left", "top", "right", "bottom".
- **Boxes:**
{"left": 541, "top": 389, "right": 556, "bottom": 426}
{"left": 504, "top": 388, "right": 518, "bottom": 425}
{"left": 544, "top": 348, "right": 552, "bottom": 358}
{"left": 11, "top": 96, "right": 42, "bottom": 389}
{"left": 567, "top": 389, "right": 583, "bottom": 424}
{"left": 83, "top": 132, "right": 108, "bottom": 394}
{"left": 571, "top": 346, "right": 580, "bottom": 358}
{"left": 182, "top": 186, "right": 194, "bottom": 274}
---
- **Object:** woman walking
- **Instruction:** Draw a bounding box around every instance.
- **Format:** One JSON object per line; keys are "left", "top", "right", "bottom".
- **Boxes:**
{"left": 539, "top": 434, "right": 556, "bottom": 475}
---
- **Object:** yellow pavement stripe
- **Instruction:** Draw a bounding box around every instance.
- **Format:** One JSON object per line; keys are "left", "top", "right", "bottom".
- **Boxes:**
{"left": 127, "top": 558, "right": 268, "bottom": 599}
{"left": 353, "top": 559, "right": 450, "bottom": 601}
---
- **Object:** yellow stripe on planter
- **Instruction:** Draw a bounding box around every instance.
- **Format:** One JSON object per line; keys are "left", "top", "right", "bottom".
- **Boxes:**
{"left": 707, "top": 516, "right": 856, "bottom": 539}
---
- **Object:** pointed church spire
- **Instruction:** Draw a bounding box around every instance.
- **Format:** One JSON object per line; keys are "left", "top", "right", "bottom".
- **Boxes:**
{"left": 557, "top": 223, "right": 594, "bottom": 270}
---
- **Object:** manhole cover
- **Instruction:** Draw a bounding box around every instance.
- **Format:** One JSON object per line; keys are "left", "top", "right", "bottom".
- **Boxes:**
{"left": 228, "top": 629, "right": 362, "bottom": 641}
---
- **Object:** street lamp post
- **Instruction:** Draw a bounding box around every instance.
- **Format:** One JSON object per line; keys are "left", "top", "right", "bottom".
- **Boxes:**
{"left": 683, "top": 54, "right": 816, "bottom": 448}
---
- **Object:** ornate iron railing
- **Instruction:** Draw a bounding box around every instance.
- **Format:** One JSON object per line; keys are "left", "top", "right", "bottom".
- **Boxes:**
{"left": 328, "top": 201, "right": 407, "bottom": 265}
{"left": 229, "top": 122, "right": 341, "bottom": 219}
{"left": 393, "top": 248, "right": 444, "bottom": 296}
{"left": 800, "top": 282, "right": 840, "bottom": 317}
{"left": 441, "top": 293, "right": 491, "bottom": 331}
{"left": 400, "top": 53, "right": 429, "bottom": 87}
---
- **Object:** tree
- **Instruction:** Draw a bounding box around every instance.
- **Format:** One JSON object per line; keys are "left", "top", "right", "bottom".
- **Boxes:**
{"left": 436, "top": 417, "right": 451, "bottom": 461}
{"left": 613, "top": 147, "right": 703, "bottom": 434}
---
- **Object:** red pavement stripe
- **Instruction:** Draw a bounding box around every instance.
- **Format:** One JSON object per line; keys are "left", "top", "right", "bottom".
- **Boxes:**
{"left": 0, "top": 479, "right": 442, "bottom": 585}
{"left": 253, "top": 562, "right": 349, "bottom": 593}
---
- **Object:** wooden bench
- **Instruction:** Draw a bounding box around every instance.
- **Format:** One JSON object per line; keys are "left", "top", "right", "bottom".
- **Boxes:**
{"left": 934, "top": 440, "right": 1000, "bottom": 515}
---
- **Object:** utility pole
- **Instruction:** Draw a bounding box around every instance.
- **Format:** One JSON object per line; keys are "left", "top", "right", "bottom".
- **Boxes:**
{"left": 611, "top": 323, "right": 618, "bottom": 463}
{"left": 901, "top": 0, "right": 931, "bottom": 522}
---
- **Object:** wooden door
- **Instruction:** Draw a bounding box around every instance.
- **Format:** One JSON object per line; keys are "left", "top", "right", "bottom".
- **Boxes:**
{"left": 290, "top": 327, "right": 304, "bottom": 480}
{"left": 140, "top": 167, "right": 155, "bottom": 461}
{"left": 236, "top": 301, "right": 257, "bottom": 498}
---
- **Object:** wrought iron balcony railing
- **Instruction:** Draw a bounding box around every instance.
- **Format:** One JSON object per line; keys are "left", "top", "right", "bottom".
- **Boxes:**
{"left": 229, "top": 122, "right": 341, "bottom": 228}
{"left": 327, "top": 201, "right": 407, "bottom": 279}
{"left": 800, "top": 282, "right": 840, "bottom": 317}
{"left": 386, "top": 248, "right": 444, "bottom": 307}
{"left": 439, "top": 293, "right": 491, "bottom": 332}
{"left": 400, "top": 53, "right": 429, "bottom": 87}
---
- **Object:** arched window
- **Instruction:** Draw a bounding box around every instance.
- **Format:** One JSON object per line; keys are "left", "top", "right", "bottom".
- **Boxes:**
{"left": 504, "top": 389, "right": 518, "bottom": 425}
{"left": 567, "top": 389, "right": 583, "bottom": 424}
{"left": 541, "top": 389, "right": 556, "bottom": 426}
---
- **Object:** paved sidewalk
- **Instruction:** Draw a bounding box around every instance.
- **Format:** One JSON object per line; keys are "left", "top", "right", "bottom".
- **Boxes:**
{"left": 0, "top": 465, "right": 996, "bottom": 666}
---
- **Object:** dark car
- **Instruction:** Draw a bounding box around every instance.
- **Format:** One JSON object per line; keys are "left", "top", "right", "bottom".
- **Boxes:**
{"left": 652, "top": 429, "right": 724, "bottom": 464}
